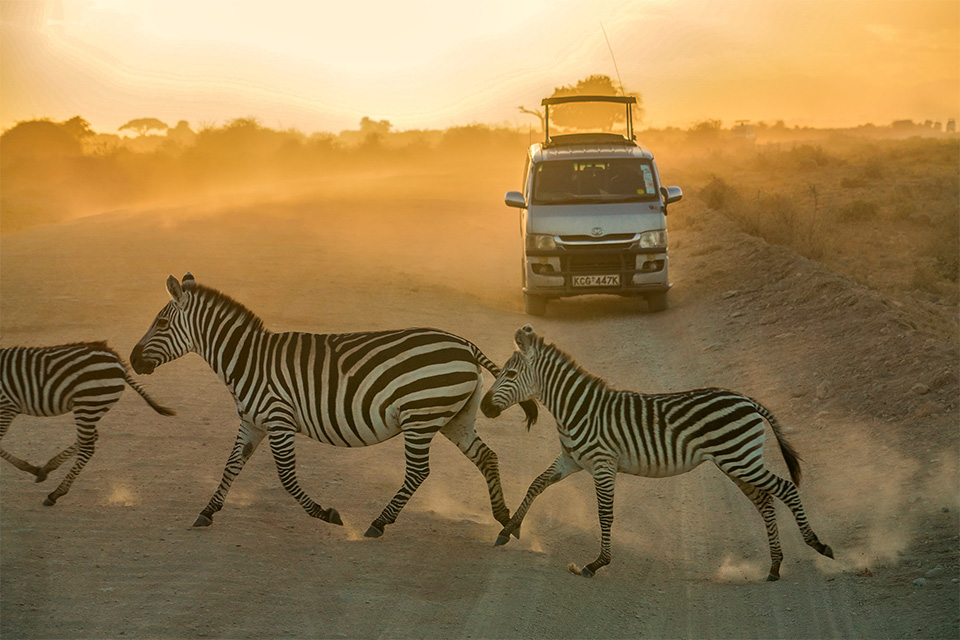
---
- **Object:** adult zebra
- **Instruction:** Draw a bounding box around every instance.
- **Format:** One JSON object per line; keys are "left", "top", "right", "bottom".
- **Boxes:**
{"left": 480, "top": 325, "right": 834, "bottom": 580}
{"left": 1, "top": 343, "right": 175, "bottom": 505}
{"left": 130, "top": 273, "right": 536, "bottom": 537}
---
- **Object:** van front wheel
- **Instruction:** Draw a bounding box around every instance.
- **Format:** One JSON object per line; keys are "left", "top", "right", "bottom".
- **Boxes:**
{"left": 524, "top": 294, "right": 547, "bottom": 316}
{"left": 646, "top": 291, "right": 668, "bottom": 313}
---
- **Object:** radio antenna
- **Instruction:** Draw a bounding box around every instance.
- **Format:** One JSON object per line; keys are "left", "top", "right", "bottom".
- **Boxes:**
{"left": 600, "top": 21, "right": 626, "bottom": 96}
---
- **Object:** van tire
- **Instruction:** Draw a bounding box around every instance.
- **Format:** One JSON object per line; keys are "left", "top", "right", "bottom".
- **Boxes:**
{"left": 524, "top": 294, "right": 547, "bottom": 316}
{"left": 646, "top": 292, "right": 668, "bottom": 313}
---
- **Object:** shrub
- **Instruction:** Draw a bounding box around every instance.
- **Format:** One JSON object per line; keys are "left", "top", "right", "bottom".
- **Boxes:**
{"left": 840, "top": 176, "right": 867, "bottom": 189}
{"left": 861, "top": 157, "right": 885, "bottom": 179}
{"left": 837, "top": 200, "right": 880, "bottom": 222}
{"left": 699, "top": 175, "right": 739, "bottom": 210}
{"left": 789, "top": 144, "right": 835, "bottom": 169}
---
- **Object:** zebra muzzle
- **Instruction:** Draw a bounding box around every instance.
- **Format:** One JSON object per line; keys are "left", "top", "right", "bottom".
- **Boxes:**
{"left": 129, "top": 345, "right": 156, "bottom": 375}
{"left": 480, "top": 393, "right": 502, "bottom": 419}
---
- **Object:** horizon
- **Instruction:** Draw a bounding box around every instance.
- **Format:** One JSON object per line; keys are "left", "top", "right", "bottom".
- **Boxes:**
{"left": 1, "top": 0, "right": 958, "bottom": 135}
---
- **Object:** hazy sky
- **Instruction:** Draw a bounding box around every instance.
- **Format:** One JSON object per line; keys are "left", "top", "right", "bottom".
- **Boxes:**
{"left": 1, "top": 0, "right": 958, "bottom": 134}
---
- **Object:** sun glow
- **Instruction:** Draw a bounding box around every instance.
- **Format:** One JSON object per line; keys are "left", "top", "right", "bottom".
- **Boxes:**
{"left": 1, "top": 0, "right": 957, "bottom": 134}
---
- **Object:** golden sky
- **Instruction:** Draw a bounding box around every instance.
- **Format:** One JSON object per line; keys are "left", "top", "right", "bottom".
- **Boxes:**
{"left": 1, "top": 0, "right": 958, "bottom": 134}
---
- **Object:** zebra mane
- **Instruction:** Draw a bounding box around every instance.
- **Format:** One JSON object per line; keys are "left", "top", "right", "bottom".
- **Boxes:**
{"left": 539, "top": 339, "right": 612, "bottom": 391}
{"left": 193, "top": 284, "right": 268, "bottom": 333}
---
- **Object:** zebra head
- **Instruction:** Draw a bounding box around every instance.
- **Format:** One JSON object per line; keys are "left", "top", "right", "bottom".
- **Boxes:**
{"left": 481, "top": 325, "right": 541, "bottom": 425}
{"left": 130, "top": 273, "right": 198, "bottom": 375}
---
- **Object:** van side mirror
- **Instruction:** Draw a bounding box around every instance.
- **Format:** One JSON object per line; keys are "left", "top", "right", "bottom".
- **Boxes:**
{"left": 504, "top": 191, "right": 526, "bottom": 209}
{"left": 660, "top": 186, "right": 682, "bottom": 213}
{"left": 661, "top": 186, "right": 683, "bottom": 205}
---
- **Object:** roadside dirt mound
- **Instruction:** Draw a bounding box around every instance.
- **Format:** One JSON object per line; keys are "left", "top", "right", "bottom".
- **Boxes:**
{"left": 678, "top": 211, "right": 958, "bottom": 447}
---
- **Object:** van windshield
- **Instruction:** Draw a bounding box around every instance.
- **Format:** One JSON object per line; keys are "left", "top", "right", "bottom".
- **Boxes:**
{"left": 532, "top": 159, "right": 658, "bottom": 205}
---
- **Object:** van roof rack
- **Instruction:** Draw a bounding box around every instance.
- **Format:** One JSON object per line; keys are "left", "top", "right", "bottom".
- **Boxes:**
{"left": 546, "top": 133, "right": 633, "bottom": 147}
{"left": 540, "top": 95, "right": 637, "bottom": 145}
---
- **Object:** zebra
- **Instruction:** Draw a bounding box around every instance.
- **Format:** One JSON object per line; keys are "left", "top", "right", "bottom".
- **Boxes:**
{"left": 480, "top": 324, "right": 834, "bottom": 580}
{"left": 1, "top": 342, "right": 175, "bottom": 505}
{"left": 130, "top": 273, "right": 537, "bottom": 537}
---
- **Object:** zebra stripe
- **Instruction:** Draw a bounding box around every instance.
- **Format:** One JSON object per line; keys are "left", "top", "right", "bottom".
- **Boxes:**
{"left": 130, "top": 273, "right": 535, "bottom": 536}
{"left": 480, "top": 324, "right": 833, "bottom": 580}
{"left": 0, "top": 343, "right": 175, "bottom": 505}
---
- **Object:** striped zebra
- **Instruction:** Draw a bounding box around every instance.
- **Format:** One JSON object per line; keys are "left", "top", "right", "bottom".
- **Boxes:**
{"left": 130, "top": 273, "right": 536, "bottom": 537}
{"left": 1, "top": 342, "right": 175, "bottom": 505}
{"left": 480, "top": 325, "right": 834, "bottom": 580}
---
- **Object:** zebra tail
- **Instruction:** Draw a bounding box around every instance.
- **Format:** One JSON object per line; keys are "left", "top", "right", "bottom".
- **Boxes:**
{"left": 123, "top": 370, "right": 177, "bottom": 417}
{"left": 470, "top": 343, "right": 538, "bottom": 430}
{"left": 755, "top": 400, "right": 802, "bottom": 487}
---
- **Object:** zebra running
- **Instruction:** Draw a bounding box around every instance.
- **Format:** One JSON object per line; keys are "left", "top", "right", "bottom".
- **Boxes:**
{"left": 1, "top": 342, "right": 175, "bottom": 505}
{"left": 130, "top": 273, "right": 536, "bottom": 537}
{"left": 480, "top": 325, "right": 834, "bottom": 580}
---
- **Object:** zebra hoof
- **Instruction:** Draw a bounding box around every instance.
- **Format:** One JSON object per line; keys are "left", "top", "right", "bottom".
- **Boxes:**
{"left": 364, "top": 524, "right": 384, "bottom": 538}
{"left": 822, "top": 544, "right": 835, "bottom": 559}
{"left": 766, "top": 573, "right": 780, "bottom": 582}
{"left": 511, "top": 524, "right": 521, "bottom": 540}
{"left": 579, "top": 566, "right": 594, "bottom": 578}
{"left": 42, "top": 495, "right": 57, "bottom": 506}
{"left": 324, "top": 508, "right": 343, "bottom": 526}
{"left": 193, "top": 514, "right": 213, "bottom": 527}
{"left": 494, "top": 534, "right": 510, "bottom": 546}
{"left": 34, "top": 470, "right": 48, "bottom": 483}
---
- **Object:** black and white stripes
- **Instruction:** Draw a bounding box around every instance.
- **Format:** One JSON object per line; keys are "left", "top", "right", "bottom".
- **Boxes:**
{"left": 0, "top": 342, "right": 174, "bottom": 505}
{"left": 480, "top": 324, "right": 833, "bottom": 579}
{"left": 130, "top": 273, "right": 535, "bottom": 536}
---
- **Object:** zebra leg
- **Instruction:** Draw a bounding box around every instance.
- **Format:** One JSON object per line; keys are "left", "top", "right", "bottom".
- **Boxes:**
{"left": 266, "top": 424, "right": 343, "bottom": 526}
{"left": 577, "top": 463, "right": 618, "bottom": 578}
{"left": 731, "top": 477, "right": 783, "bottom": 581}
{"left": 495, "top": 453, "right": 582, "bottom": 546}
{"left": 742, "top": 468, "right": 834, "bottom": 561}
{"left": 35, "top": 443, "right": 80, "bottom": 483}
{"left": 43, "top": 416, "right": 100, "bottom": 506}
{"left": 194, "top": 422, "right": 266, "bottom": 526}
{"left": 365, "top": 427, "right": 437, "bottom": 538}
{"left": 440, "top": 409, "right": 511, "bottom": 529}
{"left": 0, "top": 407, "right": 42, "bottom": 478}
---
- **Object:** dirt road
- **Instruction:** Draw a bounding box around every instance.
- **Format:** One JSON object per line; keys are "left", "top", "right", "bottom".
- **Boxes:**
{"left": 2, "top": 174, "right": 957, "bottom": 639}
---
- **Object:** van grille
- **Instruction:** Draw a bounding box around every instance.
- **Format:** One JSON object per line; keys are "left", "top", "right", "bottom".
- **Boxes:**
{"left": 563, "top": 253, "right": 635, "bottom": 273}
{"left": 559, "top": 233, "right": 636, "bottom": 244}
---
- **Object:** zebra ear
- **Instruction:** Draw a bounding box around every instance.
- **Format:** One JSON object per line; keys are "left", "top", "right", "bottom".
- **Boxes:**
{"left": 514, "top": 324, "right": 537, "bottom": 354}
{"left": 181, "top": 272, "right": 196, "bottom": 291}
{"left": 166, "top": 274, "right": 187, "bottom": 308}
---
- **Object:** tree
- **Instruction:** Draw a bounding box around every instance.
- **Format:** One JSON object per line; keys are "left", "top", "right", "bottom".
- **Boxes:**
{"left": 359, "top": 117, "right": 392, "bottom": 146}
{"left": 517, "top": 106, "right": 545, "bottom": 133}
{"left": 61, "top": 116, "right": 94, "bottom": 141}
{"left": 119, "top": 118, "right": 169, "bottom": 137}
{"left": 0, "top": 119, "right": 82, "bottom": 165}
{"left": 546, "top": 74, "right": 644, "bottom": 132}
{"left": 166, "top": 120, "right": 196, "bottom": 146}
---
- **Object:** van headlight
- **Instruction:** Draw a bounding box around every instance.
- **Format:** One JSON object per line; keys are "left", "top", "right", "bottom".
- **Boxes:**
{"left": 638, "top": 230, "right": 667, "bottom": 249}
{"left": 526, "top": 234, "right": 557, "bottom": 251}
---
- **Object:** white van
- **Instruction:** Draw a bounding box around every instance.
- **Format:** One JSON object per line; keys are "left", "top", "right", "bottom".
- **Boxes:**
{"left": 505, "top": 95, "right": 682, "bottom": 315}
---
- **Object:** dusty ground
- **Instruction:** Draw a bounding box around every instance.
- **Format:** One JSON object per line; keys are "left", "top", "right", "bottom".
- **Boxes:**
{"left": 1, "top": 171, "right": 958, "bottom": 639}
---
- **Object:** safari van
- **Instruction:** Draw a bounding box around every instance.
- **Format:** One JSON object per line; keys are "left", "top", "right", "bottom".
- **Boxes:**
{"left": 504, "top": 95, "right": 682, "bottom": 315}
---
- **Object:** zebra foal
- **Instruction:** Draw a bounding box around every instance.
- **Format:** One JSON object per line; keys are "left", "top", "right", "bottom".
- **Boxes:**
{"left": 1, "top": 343, "right": 175, "bottom": 505}
{"left": 130, "top": 273, "right": 536, "bottom": 536}
{"left": 480, "top": 325, "right": 834, "bottom": 580}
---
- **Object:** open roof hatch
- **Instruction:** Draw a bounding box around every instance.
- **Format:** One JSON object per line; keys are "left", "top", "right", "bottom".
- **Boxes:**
{"left": 540, "top": 95, "right": 637, "bottom": 148}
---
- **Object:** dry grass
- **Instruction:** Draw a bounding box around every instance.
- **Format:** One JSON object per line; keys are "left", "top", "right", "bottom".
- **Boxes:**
{"left": 663, "top": 135, "right": 959, "bottom": 310}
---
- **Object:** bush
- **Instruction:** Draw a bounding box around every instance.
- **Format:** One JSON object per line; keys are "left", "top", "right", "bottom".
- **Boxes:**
{"left": 840, "top": 176, "right": 867, "bottom": 189}
{"left": 699, "top": 175, "right": 739, "bottom": 210}
{"left": 837, "top": 200, "right": 880, "bottom": 222}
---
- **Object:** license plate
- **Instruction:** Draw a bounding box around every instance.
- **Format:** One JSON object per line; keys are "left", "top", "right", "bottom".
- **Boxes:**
{"left": 572, "top": 274, "right": 620, "bottom": 287}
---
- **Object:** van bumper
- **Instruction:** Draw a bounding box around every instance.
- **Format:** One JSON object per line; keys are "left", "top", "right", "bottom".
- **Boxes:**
{"left": 523, "top": 251, "right": 670, "bottom": 298}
